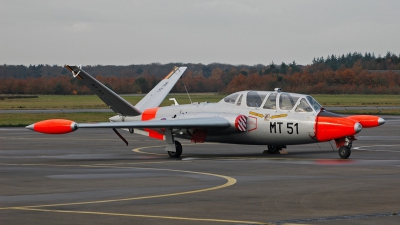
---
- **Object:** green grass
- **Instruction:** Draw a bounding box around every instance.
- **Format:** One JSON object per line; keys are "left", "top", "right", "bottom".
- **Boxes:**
{"left": 1, "top": 94, "right": 399, "bottom": 127}
{"left": 0, "top": 94, "right": 399, "bottom": 110}
{"left": 0, "top": 95, "right": 110, "bottom": 110}
{"left": 0, "top": 94, "right": 224, "bottom": 110}
{"left": 0, "top": 112, "right": 116, "bottom": 127}
{"left": 331, "top": 109, "right": 400, "bottom": 115}
{"left": 313, "top": 94, "right": 400, "bottom": 106}
{"left": 160, "top": 93, "right": 223, "bottom": 106}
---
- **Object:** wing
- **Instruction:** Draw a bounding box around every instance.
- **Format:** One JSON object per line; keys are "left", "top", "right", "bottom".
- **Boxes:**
{"left": 26, "top": 117, "right": 231, "bottom": 134}
{"left": 65, "top": 65, "right": 141, "bottom": 117}
{"left": 79, "top": 117, "right": 229, "bottom": 129}
{"left": 134, "top": 66, "right": 187, "bottom": 110}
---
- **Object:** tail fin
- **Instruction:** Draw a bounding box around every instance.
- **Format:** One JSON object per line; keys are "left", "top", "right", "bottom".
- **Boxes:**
{"left": 135, "top": 66, "right": 187, "bottom": 110}
{"left": 65, "top": 65, "right": 141, "bottom": 117}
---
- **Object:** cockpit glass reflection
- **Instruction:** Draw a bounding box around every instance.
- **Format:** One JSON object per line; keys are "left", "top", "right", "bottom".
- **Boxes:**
{"left": 279, "top": 93, "right": 299, "bottom": 110}
{"left": 295, "top": 98, "right": 313, "bottom": 112}
{"left": 306, "top": 96, "right": 322, "bottom": 111}
{"left": 246, "top": 91, "right": 265, "bottom": 107}
{"left": 223, "top": 93, "right": 239, "bottom": 104}
{"left": 263, "top": 93, "right": 277, "bottom": 109}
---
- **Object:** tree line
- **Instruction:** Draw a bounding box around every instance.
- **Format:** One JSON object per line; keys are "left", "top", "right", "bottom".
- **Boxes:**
{"left": 309, "top": 51, "right": 400, "bottom": 71}
{"left": 1, "top": 52, "right": 399, "bottom": 95}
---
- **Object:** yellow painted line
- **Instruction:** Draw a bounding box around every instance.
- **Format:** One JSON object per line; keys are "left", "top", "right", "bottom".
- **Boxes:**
{"left": 0, "top": 137, "right": 125, "bottom": 141}
{"left": 0, "top": 161, "right": 188, "bottom": 167}
{"left": 0, "top": 163, "right": 113, "bottom": 168}
{"left": 132, "top": 145, "right": 166, "bottom": 155}
{"left": 13, "top": 207, "right": 269, "bottom": 224}
{"left": 132, "top": 143, "right": 197, "bottom": 156}
{"left": 283, "top": 224, "right": 310, "bottom": 225}
{"left": 91, "top": 161, "right": 189, "bottom": 166}
{"left": 1, "top": 166, "right": 236, "bottom": 209}
{"left": 131, "top": 143, "right": 306, "bottom": 161}
{"left": 0, "top": 146, "right": 308, "bottom": 225}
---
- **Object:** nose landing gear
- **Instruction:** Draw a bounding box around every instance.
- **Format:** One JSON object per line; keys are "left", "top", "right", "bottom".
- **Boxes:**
{"left": 338, "top": 146, "right": 351, "bottom": 159}
{"left": 338, "top": 136, "right": 353, "bottom": 159}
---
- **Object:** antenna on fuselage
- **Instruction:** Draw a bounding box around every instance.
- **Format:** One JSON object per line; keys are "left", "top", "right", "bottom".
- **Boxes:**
{"left": 183, "top": 84, "right": 192, "bottom": 104}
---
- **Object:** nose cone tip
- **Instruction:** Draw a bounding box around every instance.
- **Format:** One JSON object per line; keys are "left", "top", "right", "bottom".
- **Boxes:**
{"left": 378, "top": 117, "right": 385, "bottom": 126}
{"left": 25, "top": 124, "right": 34, "bottom": 130}
{"left": 354, "top": 122, "right": 362, "bottom": 133}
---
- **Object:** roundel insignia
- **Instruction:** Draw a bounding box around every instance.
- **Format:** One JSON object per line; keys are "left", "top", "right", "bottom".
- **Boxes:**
{"left": 235, "top": 115, "right": 247, "bottom": 132}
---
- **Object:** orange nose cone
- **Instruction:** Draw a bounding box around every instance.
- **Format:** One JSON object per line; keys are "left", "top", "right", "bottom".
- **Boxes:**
{"left": 315, "top": 111, "right": 361, "bottom": 142}
{"left": 26, "top": 119, "right": 78, "bottom": 134}
{"left": 347, "top": 115, "right": 385, "bottom": 128}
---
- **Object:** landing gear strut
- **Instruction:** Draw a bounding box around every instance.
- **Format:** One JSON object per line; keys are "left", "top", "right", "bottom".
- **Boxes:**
{"left": 165, "top": 128, "right": 183, "bottom": 158}
{"left": 167, "top": 141, "right": 182, "bottom": 158}
{"left": 338, "top": 137, "right": 352, "bottom": 159}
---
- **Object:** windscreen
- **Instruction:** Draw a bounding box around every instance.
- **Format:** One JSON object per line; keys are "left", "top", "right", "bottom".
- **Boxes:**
{"left": 223, "top": 93, "right": 239, "bottom": 104}
{"left": 295, "top": 98, "right": 313, "bottom": 112}
{"left": 246, "top": 91, "right": 266, "bottom": 107}
{"left": 279, "top": 93, "right": 300, "bottom": 110}
{"left": 263, "top": 93, "right": 277, "bottom": 109}
{"left": 306, "top": 96, "right": 322, "bottom": 111}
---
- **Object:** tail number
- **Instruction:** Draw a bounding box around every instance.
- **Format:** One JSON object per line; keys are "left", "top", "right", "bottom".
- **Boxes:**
{"left": 270, "top": 122, "right": 298, "bottom": 134}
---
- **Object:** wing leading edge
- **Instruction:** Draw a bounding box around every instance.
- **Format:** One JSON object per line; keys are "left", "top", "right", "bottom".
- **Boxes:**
{"left": 26, "top": 117, "right": 231, "bottom": 134}
{"left": 78, "top": 117, "right": 229, "bottom": 129}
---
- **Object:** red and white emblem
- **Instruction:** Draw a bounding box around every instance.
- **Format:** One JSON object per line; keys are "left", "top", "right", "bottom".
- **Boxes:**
{"left": 235, "top": 115, "right": 247, "bottom": 132}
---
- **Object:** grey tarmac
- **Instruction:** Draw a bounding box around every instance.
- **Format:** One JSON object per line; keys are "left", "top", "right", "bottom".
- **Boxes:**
{"left": 1, "top": 116, "right": 400, "bottom": 225}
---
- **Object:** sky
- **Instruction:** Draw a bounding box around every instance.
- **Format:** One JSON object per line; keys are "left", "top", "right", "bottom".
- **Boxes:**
{"left": 1, "top": 0, "right": 400, "bottom": 66}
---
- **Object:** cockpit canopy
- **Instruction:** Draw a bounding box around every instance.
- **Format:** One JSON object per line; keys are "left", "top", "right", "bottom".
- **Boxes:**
{"left": 220, "top": 90, "right": 322, "bottom": 112}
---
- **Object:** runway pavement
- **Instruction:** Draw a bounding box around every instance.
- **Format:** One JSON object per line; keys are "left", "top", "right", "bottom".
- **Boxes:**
{"left": 1, "top": 116, "right": 400, "bottom": 224}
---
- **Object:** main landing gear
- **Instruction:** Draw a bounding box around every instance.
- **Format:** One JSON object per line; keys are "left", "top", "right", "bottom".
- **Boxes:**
{"left": 267, "top": 145, "right": 282, "bottom": 154}
{"left": 338, "top": 137, "right": 353, "bottom": 159}
{"left": 167, "top": 141, "right": 182, "bottom": 158}
{"left": 165, "top": 128, "right": 182, "bottom": 158}
{"left": 266, "top": 145, "right": 287, "bottom": 154}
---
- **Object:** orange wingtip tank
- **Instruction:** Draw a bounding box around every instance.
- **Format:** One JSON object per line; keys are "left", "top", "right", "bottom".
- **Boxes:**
{"left": 346, "top": 115, "right": 385, "bottom": 128}
{"left": 26, "top": 119, "right": 78, "bottom": 134}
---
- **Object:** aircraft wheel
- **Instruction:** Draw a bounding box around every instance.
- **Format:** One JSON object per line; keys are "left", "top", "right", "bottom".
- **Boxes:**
{"left": 338, "top": 146, "right": 351, "bottom": 159}
{"left": 168, "top": 141, "right": 182, "bottom": 158}
{"left": 267, "top": 145, "right": 282, "bottom": 154}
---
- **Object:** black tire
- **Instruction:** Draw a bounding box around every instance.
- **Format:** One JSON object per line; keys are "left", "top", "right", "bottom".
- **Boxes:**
{"left": 338, "top": 146, "right": 351, "bottom": 159}
{"left": 168, "top": 141, "right": 182, "bottom": 158}
{"left": 267, "top": 145, "right": 282, "bottom": 154}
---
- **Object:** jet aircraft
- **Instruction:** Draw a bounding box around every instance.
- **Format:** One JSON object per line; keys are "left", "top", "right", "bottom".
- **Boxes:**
{"left": 26, "top": 65, "right": 385, "bottom": 159}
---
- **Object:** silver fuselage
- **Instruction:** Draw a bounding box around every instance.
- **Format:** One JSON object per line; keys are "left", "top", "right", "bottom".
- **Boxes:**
{"left": 111, "top": 91, "right": 320, "bottom": 145}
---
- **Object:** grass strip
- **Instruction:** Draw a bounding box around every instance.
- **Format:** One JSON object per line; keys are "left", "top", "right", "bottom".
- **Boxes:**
{"left": 331, "top": 109, "right": 400, "bottom": 115}
{"left": 0, "top": 94, "right": 224, "bottom": 110}
{"left": 313, "top": 94, "right": 400, "bottom": 106}
{"left": 1, "top": 94, "right": 399, "bottom": 110}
